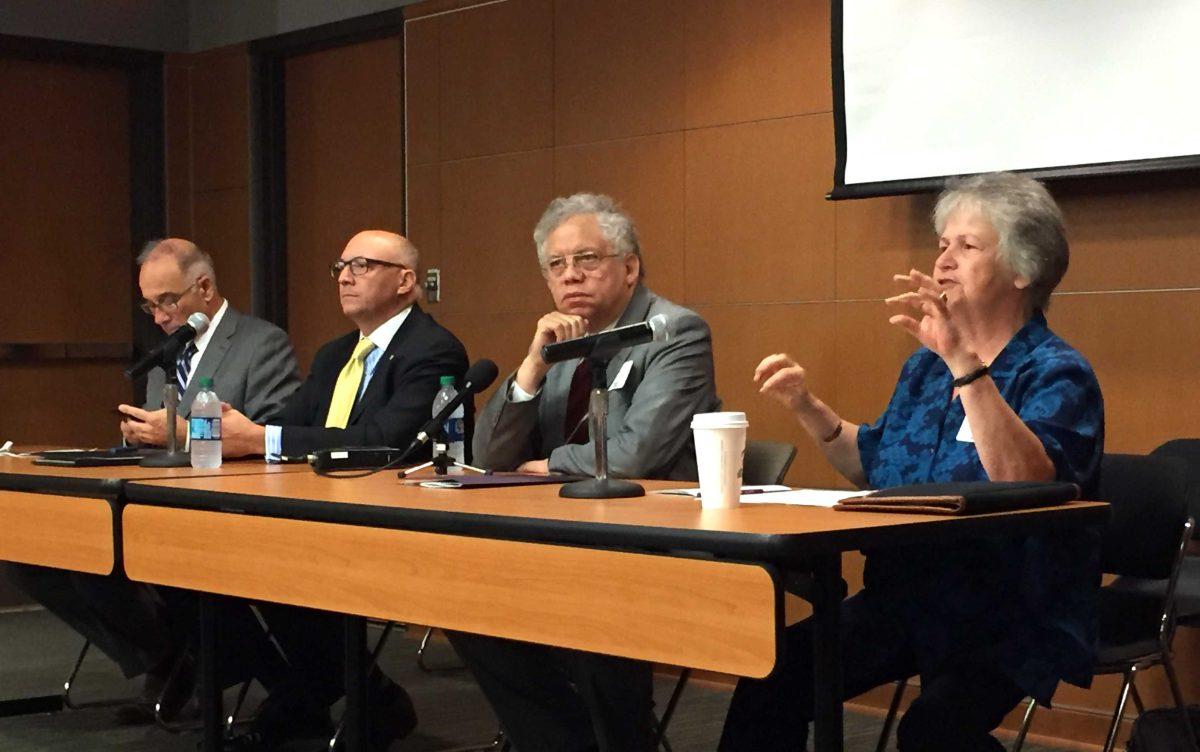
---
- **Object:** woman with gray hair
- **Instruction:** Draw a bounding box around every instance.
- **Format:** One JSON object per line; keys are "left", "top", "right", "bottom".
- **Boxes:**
{"left": 720, "top": 172, "right": 1104, "bottom": 751}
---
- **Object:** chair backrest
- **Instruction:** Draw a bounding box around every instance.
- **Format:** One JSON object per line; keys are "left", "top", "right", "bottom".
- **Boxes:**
{"left": 1150, "top": 439, "right": 1200, "bottom": 536}
{"left": 1099, "top": 453, "right": 1191, "bottom": 579}
{"left": 743, "top": 440, "right": 797, "bottom": 486}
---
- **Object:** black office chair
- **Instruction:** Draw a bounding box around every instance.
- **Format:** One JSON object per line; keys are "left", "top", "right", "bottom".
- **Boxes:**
{"left": 1014, "top": 453, "right": 1198, "bottom": 752}
{"left": 1106, "top": 439, "right": 1200, "bottom": 627}
{"left": 877, "top": 454, "right": 1198, "bottom": 752}
{"left": 653, "top": 440, "right": 798, "bottom": 751}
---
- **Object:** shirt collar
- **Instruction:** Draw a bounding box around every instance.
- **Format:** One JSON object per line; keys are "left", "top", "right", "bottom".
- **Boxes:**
{"left": 361, "top": 305, "right": 412, "bottom": 352}
{"left": 987, "top": 310, "right": 1051, "bottom": 379}
{"left": 193, "top": 299, "right": 228, "bottom": 356}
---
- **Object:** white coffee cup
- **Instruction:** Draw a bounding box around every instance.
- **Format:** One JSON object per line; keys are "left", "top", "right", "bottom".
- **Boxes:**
{"left": 691, "top": 411, "right": 749, "bottom": 509}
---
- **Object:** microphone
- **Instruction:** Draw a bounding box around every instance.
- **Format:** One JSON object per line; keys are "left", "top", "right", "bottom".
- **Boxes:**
{"left": 407, "top": 358, "right": 500, "bottom": 451}
{"left": 124, "top": 312, "right": 211, "bottom": 380}
{"left": 541, "top": 314, "right": 669, "bottom": 364}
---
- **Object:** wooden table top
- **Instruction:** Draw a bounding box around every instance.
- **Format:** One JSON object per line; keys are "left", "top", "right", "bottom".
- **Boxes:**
{"left": 0, "top": 447, "right": 308, "bottom": 496}
{"left": 126, "top": 470, "right": 1109, "bottom": 564}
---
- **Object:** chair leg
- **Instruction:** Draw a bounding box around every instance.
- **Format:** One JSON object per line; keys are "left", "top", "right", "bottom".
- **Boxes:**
{"left": 58, "top": 639, "right": 129, "bottom": 712}
{"left": 436, "top": 730, "right": 509, "bottom": 751}
{"left": 225, "top": 677, "right": 254, "bottom": 733}
{"left": 875, "top": 680, "right": 906, "bottom": 752}
{"left": 1162, "top": 653, "right": 1200, "bottom": 752}
{"left": 1130, "top": 682, "right": 1146, "bottom": 715}
{"left": 60, "top": 639, "right": 92, "bottom": 710}
{"left": 1102, "top": 668, "right": 1137, "bottom": 752}
{"left": 417, "top": 626, "right": 465, "bottom": 673}
{"left": 654, "top": 668, "right": 690, "bottom": 751}
{"left": 1011, "top": 698, "right": 1037, "bottom": 752}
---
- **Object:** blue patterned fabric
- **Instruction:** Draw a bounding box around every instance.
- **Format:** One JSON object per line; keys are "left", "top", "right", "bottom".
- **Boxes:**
{"left": 856, "top": 311, "right": 1104, "bottom": 705}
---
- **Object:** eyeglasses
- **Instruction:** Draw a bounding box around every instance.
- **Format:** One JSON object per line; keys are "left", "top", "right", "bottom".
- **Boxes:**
{"left": 330, "top": 256, "right": 407, "bottom": 279}
{"left": 542, "top": 250, "right": 620, "bottom": 278}
{"left": 139, "top": 280, "right": 199, "bottom": 315}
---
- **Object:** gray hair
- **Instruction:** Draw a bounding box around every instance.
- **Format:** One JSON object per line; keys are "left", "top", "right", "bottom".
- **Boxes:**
{"left": 533, "top": 193, "right": 644, "bottom": 278}
{"left": 137, "top": 238, "right": 218, "bottom": 286}
{"left": 933, "top": 172, "right": 1068, "bottom": 313}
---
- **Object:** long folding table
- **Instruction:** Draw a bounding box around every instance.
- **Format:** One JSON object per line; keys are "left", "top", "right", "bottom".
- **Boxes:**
{"left": 122, "top": 471, "right": 1108, "bottom": 752}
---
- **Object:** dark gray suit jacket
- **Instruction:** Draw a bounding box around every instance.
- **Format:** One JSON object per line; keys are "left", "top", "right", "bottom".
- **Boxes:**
{"left": 473, "top": 284, "right": 720, "bottom": 481}
{"left": 143, "top": 305, "right": 300, "bottom": 422}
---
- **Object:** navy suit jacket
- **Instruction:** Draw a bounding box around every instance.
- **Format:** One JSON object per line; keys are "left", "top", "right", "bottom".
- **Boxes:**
{"left": 271, "top": 304, "right": 469, "bottom": 457}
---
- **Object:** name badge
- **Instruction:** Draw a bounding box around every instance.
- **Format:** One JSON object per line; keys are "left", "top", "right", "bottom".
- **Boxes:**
{"left": 956, "top": 416, "right": 975, "bottom": 443}
{"left": 609, "top": 360, "right": 634, "bottom": 391}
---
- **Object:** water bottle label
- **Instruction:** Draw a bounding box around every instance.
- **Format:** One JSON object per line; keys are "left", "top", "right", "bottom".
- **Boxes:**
{"left": 443, "top": 417, "right": 465, "bottom": 443}
{"left": 190, "top": 416, "right": 222, "bottom": 441}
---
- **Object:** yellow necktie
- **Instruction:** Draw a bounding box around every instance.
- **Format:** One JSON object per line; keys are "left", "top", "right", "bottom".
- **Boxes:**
{"left": 325, "top": 337, "right": 378, "bottom": 428}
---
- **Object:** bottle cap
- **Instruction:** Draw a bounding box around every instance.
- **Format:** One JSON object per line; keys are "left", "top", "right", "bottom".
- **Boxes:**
{"left": 199, "top": 377, "right": 214, "bottom": 389}
{"left": 439, "top": 375, "right": 455, "bottom": 386}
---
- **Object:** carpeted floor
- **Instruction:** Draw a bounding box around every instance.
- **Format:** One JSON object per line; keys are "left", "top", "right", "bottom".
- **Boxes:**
{"left": 0, "top": 607, "right": 1061, "bottom": 751}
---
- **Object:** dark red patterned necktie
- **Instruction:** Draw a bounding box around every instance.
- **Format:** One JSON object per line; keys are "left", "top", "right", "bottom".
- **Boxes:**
{"left": 563, "top": 360, "right": 592, "bottom": 444}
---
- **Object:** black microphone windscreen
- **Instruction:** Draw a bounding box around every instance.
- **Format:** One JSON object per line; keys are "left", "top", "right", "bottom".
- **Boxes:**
{"left": 464, "top": 359, "right": 499, "bottom": 391}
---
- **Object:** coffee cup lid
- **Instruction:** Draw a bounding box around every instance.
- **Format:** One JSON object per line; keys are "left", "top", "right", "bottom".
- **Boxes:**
{"left": 691, "top": 411, "right": 748, "bottom": 429}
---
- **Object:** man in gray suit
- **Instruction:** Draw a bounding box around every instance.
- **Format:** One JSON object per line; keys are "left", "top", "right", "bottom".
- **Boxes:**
{"left": 118, "top": 238, "right": 299, "bottom": 444}
{"left": 452, "top": 193, "right": 720, "bottom": 752}
{"left": 5, "top": 238, "right": 300, "bottom": 724}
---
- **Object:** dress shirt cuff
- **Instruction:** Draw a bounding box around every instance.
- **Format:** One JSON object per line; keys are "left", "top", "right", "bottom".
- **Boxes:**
{"left": 264, "top": 425, "right": 283, "bottom": 463}
{"left": 509, "top": 380, "right": 540, "bottom": 403}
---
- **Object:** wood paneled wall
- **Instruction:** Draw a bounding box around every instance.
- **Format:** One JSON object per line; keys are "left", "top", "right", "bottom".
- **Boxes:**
{"left": 284, "top": 36, "right": 405, "bottom": 370}
{"left": 401, "top": 0, "right": 1200, "bottom": 746}
{"left": 0, "top": 57, "right": 134, "bottom": 447}
{"left": 163, "top": 45, "right": 253, "bottom": 312}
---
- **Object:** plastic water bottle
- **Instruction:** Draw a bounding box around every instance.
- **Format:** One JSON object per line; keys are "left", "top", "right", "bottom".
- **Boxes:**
{"left": 432, "top": 375, "right": 465, "bottom": 473}
{"left": 189, "top": 377, "right": 222, "bottom": 469}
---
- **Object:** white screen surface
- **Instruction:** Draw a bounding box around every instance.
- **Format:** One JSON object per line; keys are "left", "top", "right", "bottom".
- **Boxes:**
{"left": 837, "top": 0, "right": 1200, "bottom": 194}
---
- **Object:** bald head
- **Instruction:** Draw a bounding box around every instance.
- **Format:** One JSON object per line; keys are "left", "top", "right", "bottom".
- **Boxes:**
{"left": 345, "top": 230, "right": 419, "bottom": 270}
{"left": 336, "top": 230, "right": 421, "bottom": 333}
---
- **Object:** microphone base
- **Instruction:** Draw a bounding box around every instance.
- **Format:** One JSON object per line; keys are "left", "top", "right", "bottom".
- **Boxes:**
{"left": 559, "top": 477, "right": 645, "bottom": 499}
{"left": 139, "top": 450, "right": 192, "bottom": 468}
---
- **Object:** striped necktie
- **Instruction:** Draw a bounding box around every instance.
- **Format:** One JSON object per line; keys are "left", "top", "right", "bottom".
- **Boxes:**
{"left": 176, "top": 342, "right": 197, "bottom": 392}
{"left": 325, "top": 337, "right": 378, "bottom": 429}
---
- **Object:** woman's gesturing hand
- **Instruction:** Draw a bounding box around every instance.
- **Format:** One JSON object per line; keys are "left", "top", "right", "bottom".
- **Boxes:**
{"left": 754, "top": 353, "right": 813, "bottom": 413}
{"left": 886, "top": 269, "right": 979, "bottom": 375}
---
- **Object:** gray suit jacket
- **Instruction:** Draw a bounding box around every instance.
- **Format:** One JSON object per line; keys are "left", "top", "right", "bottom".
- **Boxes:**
{"left": 473, "top": 284, "right": 720, "bottom": 481}
{"left": 143, "top": 306, "right": 300, "bottom": 422}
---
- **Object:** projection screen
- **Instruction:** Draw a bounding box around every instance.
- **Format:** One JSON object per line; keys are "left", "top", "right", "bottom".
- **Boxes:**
{"left": 831, "top": 1, "right": 1200, "bottom": 199}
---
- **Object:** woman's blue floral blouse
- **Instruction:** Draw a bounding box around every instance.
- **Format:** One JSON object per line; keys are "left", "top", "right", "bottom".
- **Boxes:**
{"left": 857, "top": 311, "right": 1105, "bottom": 705}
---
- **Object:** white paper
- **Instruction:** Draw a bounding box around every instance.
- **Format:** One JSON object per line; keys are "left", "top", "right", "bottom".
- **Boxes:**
{"left": 657, "top": 485, "right": 789, "bottom": 498}
{"left": 656, "top": 486, "right": 872, "bottom": 507}
{"left": 739, "top": 488, "right": 872, "bottom": 508}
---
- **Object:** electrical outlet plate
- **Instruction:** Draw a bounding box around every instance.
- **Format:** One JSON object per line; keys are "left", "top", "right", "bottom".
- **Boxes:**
{"left": 425, "top": 268, "right": 441, "bottom": 303}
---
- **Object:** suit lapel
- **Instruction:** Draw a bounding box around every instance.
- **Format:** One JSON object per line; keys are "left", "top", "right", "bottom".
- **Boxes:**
{"left": 346, "top": 306, "right": 424, "bottom": 426}
{"left": 605, "top": 284, "right": 652, "bottom": 387}
{"left": 180, "top": 308, "right": 239, "bottom": 415}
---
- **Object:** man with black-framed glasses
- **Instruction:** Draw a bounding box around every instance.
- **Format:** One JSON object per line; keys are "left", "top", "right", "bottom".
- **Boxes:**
{"left": 219, "top": 229, "right": 468, "bottom": 461}
{"left": 217, "top": 229, "right": 468, "bottom": 752}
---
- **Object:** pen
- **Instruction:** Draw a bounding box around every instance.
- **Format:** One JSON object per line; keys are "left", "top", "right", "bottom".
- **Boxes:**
{"left": 739, "top": 488, "right": 789, "bottom": 495}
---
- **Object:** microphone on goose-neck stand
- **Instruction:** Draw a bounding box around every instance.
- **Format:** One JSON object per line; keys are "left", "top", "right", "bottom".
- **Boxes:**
{"left": 547, "top": 314, "right": 672, "bottom": 499}
{"left": 132, "top": 312, "right": 212, "bottom": 468}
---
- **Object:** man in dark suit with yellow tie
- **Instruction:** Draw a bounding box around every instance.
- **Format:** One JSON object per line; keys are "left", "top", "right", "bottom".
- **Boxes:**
{"left": 219, "top": 229, "right": 468, "bottom": 751}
